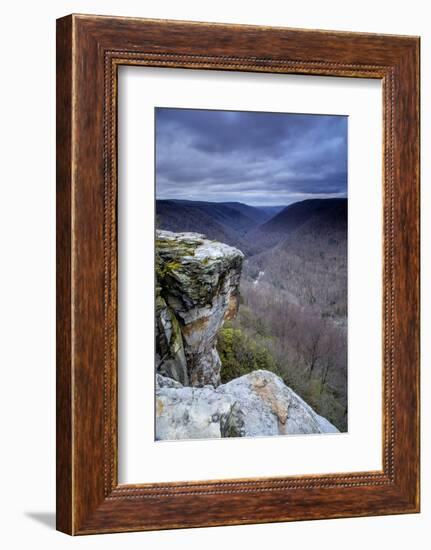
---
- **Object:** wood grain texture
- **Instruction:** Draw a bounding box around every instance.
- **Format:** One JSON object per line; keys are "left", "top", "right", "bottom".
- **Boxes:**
{"left": 56, "top": 14, "right": 420, "bottom": 535}
{"left": 56, "top": 15, "right": 73, "bottom": 535}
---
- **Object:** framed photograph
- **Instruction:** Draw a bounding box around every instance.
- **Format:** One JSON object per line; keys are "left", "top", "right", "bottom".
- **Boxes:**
{"left": 56, "top": 14, "right": 420, "bottom": 535}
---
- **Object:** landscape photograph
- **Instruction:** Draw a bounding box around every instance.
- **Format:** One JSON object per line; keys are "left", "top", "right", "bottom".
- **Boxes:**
{"left": 154, "top": 107, "right": 348, "bottom": 441}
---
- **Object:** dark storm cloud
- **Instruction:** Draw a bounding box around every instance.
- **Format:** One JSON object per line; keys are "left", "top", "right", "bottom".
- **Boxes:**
{"left": 155, "top": 108, "right": 347, "bottom": 206}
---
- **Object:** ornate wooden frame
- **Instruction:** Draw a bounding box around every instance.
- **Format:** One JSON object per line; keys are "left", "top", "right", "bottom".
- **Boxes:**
{"left": 56, "top": 14, "right": 420, "bottom": 535}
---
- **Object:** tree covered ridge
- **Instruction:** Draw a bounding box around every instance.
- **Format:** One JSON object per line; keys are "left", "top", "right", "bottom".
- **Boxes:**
{"left": 157, "top": 198, "right": 348, "bottom": 432}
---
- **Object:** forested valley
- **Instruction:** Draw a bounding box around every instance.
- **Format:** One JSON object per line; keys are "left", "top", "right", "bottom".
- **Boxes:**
{"left": 156, "top": 197, "right": 348, "bottom": 431}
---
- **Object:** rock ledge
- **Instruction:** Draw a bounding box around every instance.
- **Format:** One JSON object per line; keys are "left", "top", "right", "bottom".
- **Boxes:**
{"left": 156, "top": 230, "right": 244, "bottom": 387}
{"left": 156, "top": 370, "right": 339, "bottom": 440}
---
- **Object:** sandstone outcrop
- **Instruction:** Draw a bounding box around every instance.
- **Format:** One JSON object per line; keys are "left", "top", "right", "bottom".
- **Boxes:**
{"left": 155, "top": 371, "right": 339, "bottom": 440}
{"left": 156, "top": 230, "right": 244, "bottom": 387}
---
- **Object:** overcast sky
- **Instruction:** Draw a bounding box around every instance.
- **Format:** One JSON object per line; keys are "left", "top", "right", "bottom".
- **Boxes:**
{"left": 155, "top": 108, "right": 347, "bottom": 207}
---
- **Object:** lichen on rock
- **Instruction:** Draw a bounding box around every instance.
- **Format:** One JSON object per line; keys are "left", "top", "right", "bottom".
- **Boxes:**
{"left": 155, "top": 230, "right": 244, "bottom": 387}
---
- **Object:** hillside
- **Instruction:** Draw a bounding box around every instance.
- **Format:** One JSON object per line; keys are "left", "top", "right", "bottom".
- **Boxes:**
{"left": 255, "top": 205, "right": 287, "bottom": 218}
{"left": 156, "top": 199, "right": 236, "bottom": 246}
{"left": 155, "top": 230, "right": 339, "bottom": 440}
{"left": 247, "top": 198, "right": 347, "bottom": 251}
{"left": 156, "top": 197, "right": 348, "bottom": 431}
{"left": 157, "top": 199, "right": 271, "bottom": 233}
{"left": 156, "top": 199, "right": 276, "bottom": 253}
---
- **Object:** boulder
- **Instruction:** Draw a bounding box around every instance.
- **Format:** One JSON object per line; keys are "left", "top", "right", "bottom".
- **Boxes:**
{"left": 155, "top": 370, "right": 339, "bottom": 440}
{"left": 155, "top": 230, "right": 244, "bottom": 387}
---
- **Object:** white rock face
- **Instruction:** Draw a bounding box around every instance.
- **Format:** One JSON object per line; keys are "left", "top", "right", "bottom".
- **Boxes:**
{"left": 156, "top": 370, "right": 339, "bottom": 440}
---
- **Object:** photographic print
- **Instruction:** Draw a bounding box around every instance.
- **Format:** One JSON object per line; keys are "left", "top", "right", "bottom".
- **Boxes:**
{"left": 155, "top": 107, "right": 347, "bottom": 441}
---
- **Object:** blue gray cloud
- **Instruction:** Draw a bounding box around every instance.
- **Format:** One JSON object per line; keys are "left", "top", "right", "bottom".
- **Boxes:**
{"left": 155, "top": 108, "right": 347, "bottom": 206}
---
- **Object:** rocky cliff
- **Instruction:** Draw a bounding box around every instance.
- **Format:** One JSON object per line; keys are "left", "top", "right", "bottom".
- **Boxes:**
{"left": 156, "top": 230, "right": 244, "bottom": 387}
{"left": 155, "top": 230, "right": 339, "bottom": 440}
{"left": 156, "top": 371, "right": 338, "bottom": 440}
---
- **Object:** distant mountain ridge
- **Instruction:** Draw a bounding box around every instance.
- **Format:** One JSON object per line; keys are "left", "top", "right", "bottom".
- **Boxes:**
{"left": 258, "top": 198, "right": 346, "bottom": 233}
{"left": 156, "top": 199, "right": 237, "bottom": 248}
{"left": 156, "top": 199, "right": 282, "bottom": 253}
{"left": 256, "top": 205, "right": 288, "bottom": 217}
{"left": 157, "top": 199, "right": 273, "bottom": 231}
{"left": 156, "top": 197, "right": 347, "bottom": 258}
{"left": 248, "top": 198, "right": 347, "bottom": 251}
